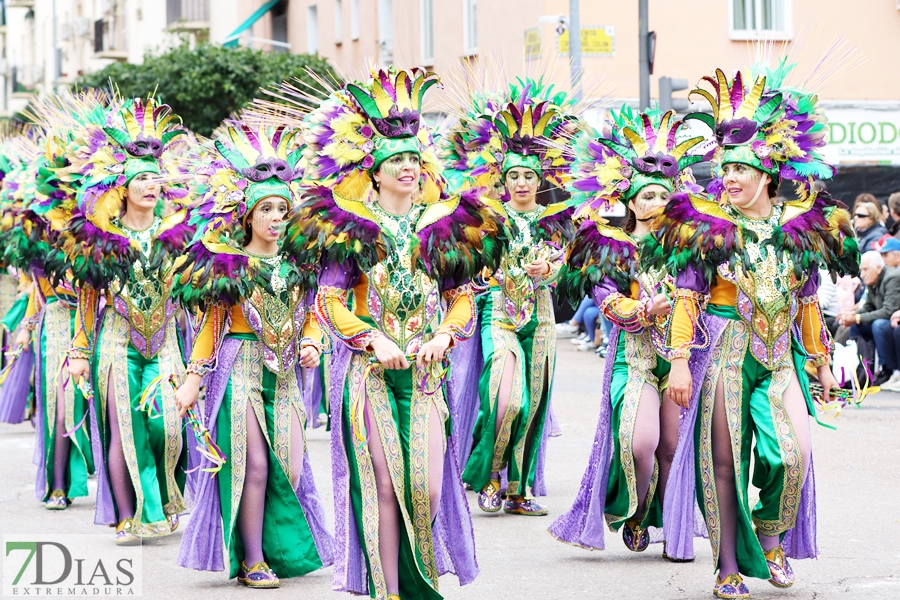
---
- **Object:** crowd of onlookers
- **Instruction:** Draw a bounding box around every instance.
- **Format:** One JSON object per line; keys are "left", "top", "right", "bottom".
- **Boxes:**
{"left": 556, "top": 190, "right": 900, "bottom": 393}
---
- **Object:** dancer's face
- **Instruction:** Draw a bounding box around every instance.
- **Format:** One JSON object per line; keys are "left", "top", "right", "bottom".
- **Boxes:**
{"left": 248, "top": 197, "right": 290, "bottom": 244}
{"left": 373, "top": 152, "right": 421, "bottom": 196}
{"left": 505, "top": 167, "right": 539, "bottom": 206}
{"left": 722, "top": 163, "right": 770, "bottom": 209}
{"left": 631, "top": 184, "right": 670, "bottom": 225}
{"left": 125, "top": 173, "right": 160, "bottom": 211}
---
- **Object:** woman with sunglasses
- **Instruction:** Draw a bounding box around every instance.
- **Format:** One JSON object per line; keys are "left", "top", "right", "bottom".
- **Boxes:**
{"left": 853, "top": 201, "right": 887, "bottom": 252}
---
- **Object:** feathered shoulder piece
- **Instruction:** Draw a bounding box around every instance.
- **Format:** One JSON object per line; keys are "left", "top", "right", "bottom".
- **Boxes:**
{"left": 641, "top": 191, "right": 739, "bottom": 282}
{"left": 413, "top": 189, "right": 513, "bottom": 292}
{"left": 778, "top": 189, "right": 859, "bottom": 277}
{"left": 560, "top": 217, "right": 637, "bottom": 305}
{"left": 284, "top": 185, "right": 393, "bottom": 273}
{"left": 535, "top": 202, "right": 576, "bottom": 245}
{"left": 60, "top": 96, "right": 187, "bottom": 289}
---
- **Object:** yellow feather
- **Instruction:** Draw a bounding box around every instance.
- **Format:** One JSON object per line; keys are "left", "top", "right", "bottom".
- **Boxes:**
{"left": 395, "top": 71, "right": 411, "bottom": 110}
{"left": 623, "top": 127, "right": 650, "bottom": 157}
{"left": 371, "top": 80, "right": 394, "bottom": 118}
{"left": 715, "top": 69, "right": 732, "bottom": 117}
{"left": 654, "top": 111, "right": 673, "bottom": 154}
{"left": 736, "top": 75, "right": 766, "bottom": 120}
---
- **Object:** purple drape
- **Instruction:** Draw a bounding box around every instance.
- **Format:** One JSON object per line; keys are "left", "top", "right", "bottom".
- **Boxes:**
{"left": 328, "top": 336, "right": 479, "bottom": 595}
{"left": 177, "top": 336, "right": 335, "bottom": 571}
{"left": 0, "top": 345, "right": 34, "bottom": 424}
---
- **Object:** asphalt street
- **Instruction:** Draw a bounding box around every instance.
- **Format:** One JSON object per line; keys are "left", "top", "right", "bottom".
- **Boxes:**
{"left": 1, "top": 337, "right": 898, "bottom": 599}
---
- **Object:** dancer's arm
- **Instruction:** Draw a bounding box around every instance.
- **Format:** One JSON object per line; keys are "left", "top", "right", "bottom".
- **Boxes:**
{"left": 315, "top": 261, "right": 380, "bottom": 352}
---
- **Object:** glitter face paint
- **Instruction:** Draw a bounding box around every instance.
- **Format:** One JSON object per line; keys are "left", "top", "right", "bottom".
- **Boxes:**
{"left": 378, "top": 152, "right": 421, "bottom": 179}
{"left": 632, "top": 185, "right": 670, "bottom": 222}
{"left": 250, "top": 198, "right": 290, "bottom": 242}
{"left": 722, "top": 162, "right": 769, "bottom": 210}
{"left": 505, "top": 167, "right": 539, "bottom": 207}
{"left": 126, "top": 173, "right": 161, "bottom": 210}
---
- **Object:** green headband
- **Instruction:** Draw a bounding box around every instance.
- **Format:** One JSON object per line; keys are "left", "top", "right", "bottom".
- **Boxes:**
{"left": 245, "top": 180, "right": 293, "bottom": 213}
{"left": 624, "top": 173, "right": 674, "bottom": 203}
{"left": 502, "top": 152, "right": 542, "bottom": 178}
{"left": 372, "top": 137, "right": 421, "bottom": 171}
{"left": 719, "top": 144, "right": 780, "bottom": 179}
{"left": 124, "top": 157, "right": 160, "bottom": 187}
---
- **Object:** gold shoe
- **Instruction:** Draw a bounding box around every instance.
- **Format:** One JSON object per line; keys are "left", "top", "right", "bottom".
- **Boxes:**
{"left": 237, "top": 561, "right": 280, "bottom": 589}
{"left": 45, "top": 489, "right": 69, "bottom": 510}
{"left": 713, "top": 573, "right": 750, "bottom": 599}
{"left": 387, "top": 596, "right": 400, "bottom": 600}
{"left": 764, "top": 546, "right": 794, "bottom": 588}
{"left": 114, "top": 519, "right": 140, "bottom": 546}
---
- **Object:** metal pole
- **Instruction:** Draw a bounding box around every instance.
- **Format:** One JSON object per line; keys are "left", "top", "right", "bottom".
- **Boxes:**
{"left": 52, "top": 0, "right": 58, "bottom": 92}
{"left": 638, "top": 0, "right": 649, "bottom": 110}
{"left": 569, "top": 0, "right": 581, "bottom": 102}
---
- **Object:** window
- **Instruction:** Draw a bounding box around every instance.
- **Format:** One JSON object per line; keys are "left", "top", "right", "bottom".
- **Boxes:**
{"left": 463, "top": 0, "right": 477, "bottom": 54}
{"left": 730, "top": 0, "right": 791, "bottom": 40}
{"left": 272, "top": 0, "right": 288, "bottom": 53}
{"left": 350, "top": 0, "right": 360, "bottom": 40}
{"left": 334, "top": 0, "right": 343, "bottom": 44}
{"left": 307, "top": 5, "right": 319, "bottom": 54}
{"left": 420, "top": 0, "right": 433, "bottom": 64}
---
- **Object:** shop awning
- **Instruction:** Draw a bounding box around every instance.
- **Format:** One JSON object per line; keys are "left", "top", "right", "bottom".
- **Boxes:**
{"left": 222, "top": 0, "right": 281, "bottom": 48}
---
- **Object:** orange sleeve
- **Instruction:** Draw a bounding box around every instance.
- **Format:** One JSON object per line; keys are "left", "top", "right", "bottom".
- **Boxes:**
{"left": 795, "top": 295, "right": 832, "bottom": 367}
{"left": 187, "top": 304, "right": 231, "bottom": 375}
{"left": 437, "top": 286, "right": 476, "bottom": 343}
{"left": 315, "top": 284, "right": 379, "bottom": 352}
{"left": 301, "top": 311, "right": 324, "bottom": 350}
{"left": 69, "top": 285, "right": 100, "bottom": 357}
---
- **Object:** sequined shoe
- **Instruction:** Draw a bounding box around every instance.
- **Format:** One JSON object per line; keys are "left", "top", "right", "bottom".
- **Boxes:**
{"left": 622, "top": 519, "right": 650, "bottom": 552}
{"left": 45, "top": 489, "right": 69, "bottom": 510}
{"left": 114, "top": 519, "right": 140, "bottom": 546}
{"left": 661, "top": 540, "right": 694, "bottom": 562}
{"left": 764, "top": 546, "right": 794, "bottom": 588}
{"left": 713, "top": 573, "right": 750, "bottom": 599}
{"left": 503, "top": 497, "right": 548, "bottom": 516}
{"left": 387, "top": 596, "right": 400, "bottom": 600}
{"left": 477, "top": 480, "right": 502, "bottom": 513}
{"left": 237, "top": 561, "right": 280, "bottom": 589}
{"left": 167, "top": 513, "right": 179, "bottom": 532}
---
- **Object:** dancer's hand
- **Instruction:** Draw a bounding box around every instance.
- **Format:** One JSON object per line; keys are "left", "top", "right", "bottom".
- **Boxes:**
{"left": 817, "top": 365, "right": 841, "bottom": 398}
{"left": 299, "top": 345, "right": 320, "bottom": 368}
{"left": 417, "top": 333, "right": 451, "bottom": 368}
{"left": 14, "top": 328, "right": 31, "bottom": 347}
{"left": 371, "top": 334, "right": 409, "bottom": 370}
{"left": 668, "top": 358, "right": 692, "bottom": 409}
{"left": 175, "top": 373, "right": 202, "bottom": 418}
{"left": 68, "top": 357, "right": 90, "bottom": 380}
{"left": 525, "top": 259, "right": 550, "bottom": 278}
{"left": 648, "top": 293, "right": 671, "bottom": 316}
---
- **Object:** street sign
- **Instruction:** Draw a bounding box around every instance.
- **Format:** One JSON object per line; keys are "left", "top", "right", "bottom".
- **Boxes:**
{"left": 524, "top": 28, "right": 542, "bottom": 60}
{"left": 558, "top": 25, "right": 615, "bottom": 57}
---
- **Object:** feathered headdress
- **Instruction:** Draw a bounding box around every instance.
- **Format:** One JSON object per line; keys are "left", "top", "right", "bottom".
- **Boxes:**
{"left": 273, "top": 66, "right": 445, "bottom": 203}
{"left": 59, "top": 96, "right": 188, "bottom": 289}
{"left": 687, "top": 57, "right": 835, "bottom": 194}
{"left": 447, "top": 76, "right": 581, "bottom": 197}
{"left": 171, "top": 123, "right": 312, "bottom": 310}
{"left": 570, "top": 107, "right": 705, "bottom": 214}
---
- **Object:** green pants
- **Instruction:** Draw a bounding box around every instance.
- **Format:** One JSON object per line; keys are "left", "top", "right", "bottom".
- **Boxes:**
{"left": 463, "top": 288, "right": 554, "bottom": 496}
{"left": 216, "top": 334, "right": 322, "bottom": 579}
{"left": 695, "top": 306, "right": 811, "bottom": 579}
{"left": 604, "top": 329, "right": 669, "bottom": 531}
{"left": 39, "top": 300, "right": 94, "bottom": 500}
{"left": 342, "top": 329, "right": 448, "bottom": 600}
{"left": 95, "top": 310, "right": 187, "bottom": 536}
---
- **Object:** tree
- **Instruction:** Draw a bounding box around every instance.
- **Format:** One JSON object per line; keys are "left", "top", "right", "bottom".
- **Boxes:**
{"left": 76, "top": 43, "right": 339, "bottom": 136}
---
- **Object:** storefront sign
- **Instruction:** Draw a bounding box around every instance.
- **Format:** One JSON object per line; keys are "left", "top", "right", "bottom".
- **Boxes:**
{"left": 524, "top": 28, "right": 541, "bottom": 60}
{"left": 822, "top": 108, "right": 900, "bottom": 165}
{"left": 558, "top": 25, "right": 615, "bottom": 57}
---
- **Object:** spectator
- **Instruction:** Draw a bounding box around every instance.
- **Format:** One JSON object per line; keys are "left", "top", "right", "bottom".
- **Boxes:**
{"left": 853, "top": 192, "right": 878, "bottom": 212}
{"left": 817, "top": 268, "right": 841, "bottom": 337}
{"left": 889, "top": 192, "right": 900, "bottom": 237}
{"left": 838, "top": 251, "right": 900, "bottom": 386}
{"left": 853, "top": 201, "right": 888, "bottom": 252}
{"left": 557, "top": 296, "right": 601, "bottom": 351}
{"left": 879, "top": 237, "right": 900, "bottom": 268}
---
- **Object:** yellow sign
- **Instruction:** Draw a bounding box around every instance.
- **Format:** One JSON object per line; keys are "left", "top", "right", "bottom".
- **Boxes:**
{"left": 524, "top": 28, "right": 541, "bottom": 60}
{"left": 559, "top": 25, "right": 615, "bottom": 57}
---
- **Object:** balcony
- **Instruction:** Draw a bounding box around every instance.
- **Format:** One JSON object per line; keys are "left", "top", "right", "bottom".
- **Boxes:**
{"left": 166, "top": 0, "right": 210, "bottom": 33}
{"left": 8, "top": 0, "right": 36, "bottom": 8}
{"left": 92, "top": 17, "right": 128, "bottom": 61}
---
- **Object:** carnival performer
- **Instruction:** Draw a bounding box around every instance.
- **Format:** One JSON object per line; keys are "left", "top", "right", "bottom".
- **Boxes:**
{"left": 453, "top": 79, "right": 578, "bottom": 516}
{"left": 548, "top": 107, "right": 706, "bottom": 558}
{"left": 645, "top": 62, "right": 858, "bottom": 598}
{"left": 62, "top": 96, "right": 193, "bottom": 545}
{"left": 283, "top": 67, "right": 508, "bottom": 600}
{"left": 172, "top": 123, "right": 334, "bottom": 588}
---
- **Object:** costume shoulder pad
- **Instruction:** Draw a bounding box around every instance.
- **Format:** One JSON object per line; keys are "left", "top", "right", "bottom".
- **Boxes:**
{"left": 780, "top": 190, "right": 859, "bottom": 277}
{"left": 560, "top": 218, "right": 637, "bottom": 305}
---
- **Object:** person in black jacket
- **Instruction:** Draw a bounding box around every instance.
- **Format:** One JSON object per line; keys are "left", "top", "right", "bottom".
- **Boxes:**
{"left": 854, "top": 201, "right": 889, "bottom": 252}
{"left": 840, "top": 251, "right": 900, "bottom": 386}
